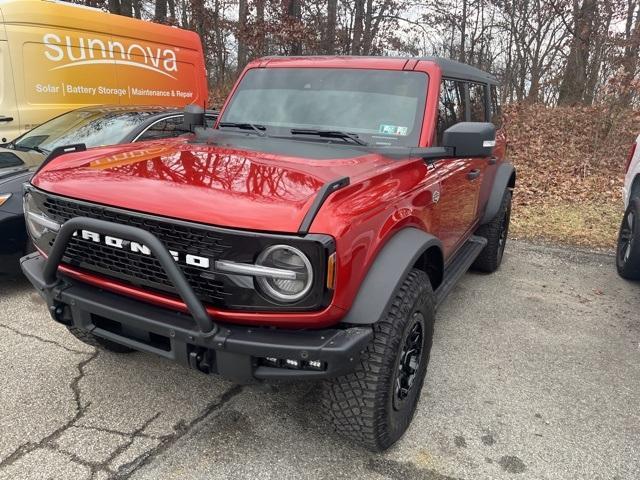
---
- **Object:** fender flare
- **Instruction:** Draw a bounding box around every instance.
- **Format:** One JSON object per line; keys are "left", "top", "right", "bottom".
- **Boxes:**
{"left": 481, "top": 162, "right": 516, "bottom": 224}
{"left": 340, "top": 228, "right": 442, "bottom": 325}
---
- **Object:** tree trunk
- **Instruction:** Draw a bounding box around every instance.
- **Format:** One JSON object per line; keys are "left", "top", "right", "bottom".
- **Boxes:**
{"left": 621, "top": 2, "right": 640, "bottom": 102}
{"left": 120, "top": 0, "right": 133, "bottom": 17}
{"left": 108, "top": 0, "right": 120, "bottom": 14}
{"left": 351, "top": 0, "right": 365, "bottom": 55}
{"left": 287, "top": 0, "right": 303, "bottom": 55}
{"left": 557, "top": 0, "right": 598, "bottom": 105}
{"left": 256, "top": 0, "right": 266, "bottom": 56}
{"left": 237, "top": 0, "right": 249, "bottom": 71}
{"left": 133, "top": 0, "right": 142, "bottom": 18}
{"left": 155, "top": 0, "right": 168, "bottom": 23}
{"left": 459, "top": 0, "right": 467, "bottom": 63}
{"left": 168, "top": 0, "right": 176, "bottom": 20}
{"left": 361, "top": 0, "right": 373, "bottom": 55}
{"left": 324, "top": 0, "right": 337, "bottom": 54}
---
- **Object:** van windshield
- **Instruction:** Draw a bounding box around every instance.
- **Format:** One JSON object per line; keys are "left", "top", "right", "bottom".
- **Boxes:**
{"left": 12, "top": 110, "right": 161, "bottom": 153}
{"left": 220, "top": 68, "right": 428, "bottom": 146}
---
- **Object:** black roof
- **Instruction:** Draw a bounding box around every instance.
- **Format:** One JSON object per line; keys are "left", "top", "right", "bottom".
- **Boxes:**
{"left": 260, "top": 55, "right": 498, "bottom": 85}
{"left": 420, "top": 56, "right": 498, "bottom": 85}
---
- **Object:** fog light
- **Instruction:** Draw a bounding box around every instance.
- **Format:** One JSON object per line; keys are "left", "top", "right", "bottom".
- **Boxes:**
{"left": 264, "top": 357, "right": 280, "bottom": 367}
{"left": 285, "top": 359, "right": 301, "bottom": 369}
{"left": 306, "top": 360, "right": 323, "bottom": 370}
{"left": 259, "top": 357, "right": 326, "bottom": 371}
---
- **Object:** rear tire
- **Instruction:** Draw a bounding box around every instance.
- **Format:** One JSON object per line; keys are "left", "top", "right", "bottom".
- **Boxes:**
{"left": 321, "top": 269, "right": 435, "bottom": 452}
{"left": 472, "top": 189, "right": 512, "bottom": 273}
{"left": 66, "top": 326, "right": 134, "bottom": 353}
{"left": 616, "top": 198, "right": 640, "bottom": 280}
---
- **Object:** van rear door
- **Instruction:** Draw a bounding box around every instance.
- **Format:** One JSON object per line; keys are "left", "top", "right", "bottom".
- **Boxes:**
{"left": 0, "top": 8, "right": 20, "bottom": 143}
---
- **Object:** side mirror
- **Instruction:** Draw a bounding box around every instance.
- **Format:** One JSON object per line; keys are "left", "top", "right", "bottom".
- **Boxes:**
{"left": 182, "top": 104, "right": 206, "bottom": 133}
{"left": 443, "top": 122, "right": 496, "bottom": 157}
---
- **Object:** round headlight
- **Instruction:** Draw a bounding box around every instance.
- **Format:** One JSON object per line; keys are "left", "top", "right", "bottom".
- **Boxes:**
{"left": 256, "top": 245, "right": 313, "bottom": 302}
{"left": 23, "top": 192, "right": 60, "bottom": 240}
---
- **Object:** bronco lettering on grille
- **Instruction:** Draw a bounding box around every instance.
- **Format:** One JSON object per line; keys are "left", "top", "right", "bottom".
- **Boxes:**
{"left": 74, "top": 229, "right": 211, "bottom": 269}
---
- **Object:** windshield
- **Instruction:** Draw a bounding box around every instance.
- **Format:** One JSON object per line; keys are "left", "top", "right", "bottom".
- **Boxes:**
{"left": 12, "top": 110, "right": 162, "bottom": 153}
{"left": 220, "top": 68, "right": 428, "bottom": 146}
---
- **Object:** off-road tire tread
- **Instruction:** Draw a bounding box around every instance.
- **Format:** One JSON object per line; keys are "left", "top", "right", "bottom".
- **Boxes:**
{"left": 321, "top": 269, "right": 434, "bottom": 451}
{"left": 616, "top": 198, "right": 640, "bottom": 279}
{"left": 66, "top": 326, "right": 134, "bottom": 353}
{"left": 472, "top": 189, "right": 512, "bottom": 273}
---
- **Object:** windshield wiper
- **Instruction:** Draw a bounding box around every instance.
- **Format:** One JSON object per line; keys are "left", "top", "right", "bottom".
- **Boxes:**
{"left": 13, "top": 144, "right": 47, "bottom": 154}
{"left": 289, "top": 128, "right": 367, "bottom": 146}
{"left": 218, "top": 122, "right": 266, "bottom": 136}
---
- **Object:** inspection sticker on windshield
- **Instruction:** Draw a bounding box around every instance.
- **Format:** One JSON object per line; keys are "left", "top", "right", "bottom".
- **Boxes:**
{"left": 379, "top": 124, "right": 408, "bottom": 136}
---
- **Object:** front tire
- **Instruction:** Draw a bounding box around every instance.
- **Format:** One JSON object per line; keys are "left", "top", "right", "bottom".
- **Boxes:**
{"left": 321, "top": 269, "right": 435, "bottom": 451}
{"left": 66, "top": 326, "right": 134, "bottom": 353}
{"left": 616, "top": 198, "right": 640, "bottom": 279}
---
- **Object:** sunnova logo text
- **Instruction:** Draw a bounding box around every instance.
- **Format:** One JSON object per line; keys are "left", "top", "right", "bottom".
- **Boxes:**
{"left": 43, "top": 34, "right": 179, "bottom": 79}
{"left": 74, "top": 230, "right": 210, "bottom": 269}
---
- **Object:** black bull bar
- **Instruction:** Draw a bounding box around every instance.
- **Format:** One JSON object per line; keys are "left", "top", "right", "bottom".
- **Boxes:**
{"left": 40, "top": 216, "right": 216, "bottom": 334}
{"left": 21, "top": 216, "right": 373, "bottom": 382}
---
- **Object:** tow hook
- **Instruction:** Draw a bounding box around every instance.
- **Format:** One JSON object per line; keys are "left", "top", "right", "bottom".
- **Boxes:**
{"left": 189, "top": 347, "right": 213, "bottom": 374}
{"left": 49, "top": 302, "right": 72, "bottom": 325}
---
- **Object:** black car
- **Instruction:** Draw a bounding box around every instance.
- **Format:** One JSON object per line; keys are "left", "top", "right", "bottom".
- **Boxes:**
{"left": 0, "top": 105, "right": 217, "bottom": 275}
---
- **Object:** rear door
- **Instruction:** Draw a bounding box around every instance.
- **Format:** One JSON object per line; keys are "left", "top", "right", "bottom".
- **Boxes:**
{"left": 0, "top": 10, "right": 20, "bottom": 143}
{"left": 432, "top": 78, "right": 483, "bottom": 255}
{"left": 466, "top": 81, "right": 491, "bottom": 222}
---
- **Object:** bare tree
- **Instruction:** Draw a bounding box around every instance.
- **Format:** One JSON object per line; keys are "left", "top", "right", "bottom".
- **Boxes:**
{"left": 155, "top": 0, "right": 168, "bottom": 22}
{"left": 237, "top": 0, "right": 249, "bottom": 70}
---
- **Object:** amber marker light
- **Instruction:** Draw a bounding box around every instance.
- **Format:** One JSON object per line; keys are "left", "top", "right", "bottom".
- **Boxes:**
{"left": 327, "top": 252, "right": 337, "bottom": 289}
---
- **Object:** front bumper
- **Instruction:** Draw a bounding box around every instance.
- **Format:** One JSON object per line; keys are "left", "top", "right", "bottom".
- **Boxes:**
{"left": 21, "top": 252, "right": 371, "bottom": 383}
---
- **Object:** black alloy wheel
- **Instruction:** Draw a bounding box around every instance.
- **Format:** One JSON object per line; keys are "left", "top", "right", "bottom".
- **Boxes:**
{"left": 394, "top": 313, "right": 425, "bottom": 410}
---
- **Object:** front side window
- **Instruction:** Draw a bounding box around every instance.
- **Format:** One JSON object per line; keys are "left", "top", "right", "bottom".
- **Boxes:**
{"left": 220, "top": 68, "right": 428, "bottom": 146}
{"left": 436, "top": 79, "right": 466, "bottom": 144}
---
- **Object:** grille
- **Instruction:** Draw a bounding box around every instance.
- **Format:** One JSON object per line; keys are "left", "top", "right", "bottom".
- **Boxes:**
{"left": 41, "top": 196, "right": 234, "bottom": 306}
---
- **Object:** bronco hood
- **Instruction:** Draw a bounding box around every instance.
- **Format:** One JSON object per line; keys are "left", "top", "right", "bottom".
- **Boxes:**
{"left": 31, "top": 137, "right": 395, "bottom": 233}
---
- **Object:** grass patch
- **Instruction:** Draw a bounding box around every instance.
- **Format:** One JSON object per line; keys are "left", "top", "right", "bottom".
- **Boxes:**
{"left": 510, "top": 201, "right": 622, "bottom": 250}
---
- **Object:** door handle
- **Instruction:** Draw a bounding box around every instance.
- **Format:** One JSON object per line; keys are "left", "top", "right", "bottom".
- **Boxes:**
{"left": 488, "top": 156, "right": 497, "bottom": 165}
{"left": 467, "top": 169, "right": 481, "bottom": 180}
{"left": 0, "top": 116, "right": 14, "bottom": 122}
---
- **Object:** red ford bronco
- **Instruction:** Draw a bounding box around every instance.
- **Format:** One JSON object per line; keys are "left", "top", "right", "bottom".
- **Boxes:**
{"left": 21, "top": 56, "right": 514, "bottom": 451}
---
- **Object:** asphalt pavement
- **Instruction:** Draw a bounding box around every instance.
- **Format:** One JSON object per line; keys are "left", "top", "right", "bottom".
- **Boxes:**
{"left": 0, "top": 240, "right": 638, "bottom": 480}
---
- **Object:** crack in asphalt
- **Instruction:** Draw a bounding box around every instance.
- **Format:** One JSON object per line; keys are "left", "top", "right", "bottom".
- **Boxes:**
{"left": 84, "top": 413, "right": 163, "bottom": 480}
{"left": 0, "top": 348, "right": 165, "bottom": 480}
{"left": 0, "top": 322, "right": 89, "bottom": 355}
{"left": 113, "top": 384, "right": 245, "bottom": 479}
{"left": 0, "top": 350, "right": 99, "bottom": 470}
{"left": 0, "top": 319, "right": 245, "bottom": 479}
{"left": 74, "top": 424, "right": 163, "bottom": 441}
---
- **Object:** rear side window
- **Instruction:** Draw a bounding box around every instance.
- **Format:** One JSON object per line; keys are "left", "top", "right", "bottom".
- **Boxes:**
{"left": 436, "top": 79, "right": 466, "bottom": 144}
{"left": 0, "top": 152, "right": 23, "bottom": 169}
{"left": 469, "top": 83, "right": 487, "bottom": 122}
{"left": 490, "top": 85, "right": 502, "bottom": 127}
{"left": 137, "top": 116, "right": 190, "bottom": 142}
